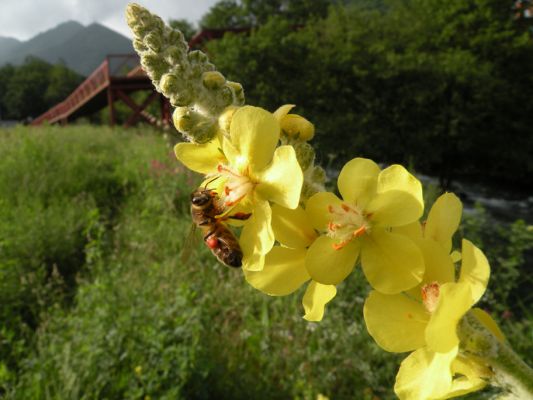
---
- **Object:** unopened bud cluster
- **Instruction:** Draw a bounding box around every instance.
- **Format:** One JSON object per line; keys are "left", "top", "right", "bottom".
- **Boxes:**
{"left": 275, "top": 105, "right": 323, "bottom": 202}
{"left": 126, "top": 3, "right": 244, "bottom": 143}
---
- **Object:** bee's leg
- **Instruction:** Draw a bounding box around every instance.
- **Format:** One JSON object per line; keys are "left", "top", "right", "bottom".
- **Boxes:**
{"left": 203, "top": 228, "right": 215, "bottom": 241}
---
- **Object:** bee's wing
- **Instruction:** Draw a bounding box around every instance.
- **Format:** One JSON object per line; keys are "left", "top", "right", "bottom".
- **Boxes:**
{"left": 180, "top": 223, "right": 200, "bottom": 265}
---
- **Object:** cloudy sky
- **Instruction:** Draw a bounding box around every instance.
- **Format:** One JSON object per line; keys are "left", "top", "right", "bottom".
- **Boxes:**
{"left": 0, "top": 0, "right": 220, "bottom": 41}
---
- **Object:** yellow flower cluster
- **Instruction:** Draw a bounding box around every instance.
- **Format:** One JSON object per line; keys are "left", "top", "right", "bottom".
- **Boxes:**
{"left": 173, "top": 102, "right": 506, "bottom": 399}
{"left": 129, "top": 6, "right": 531, "bottom": 398}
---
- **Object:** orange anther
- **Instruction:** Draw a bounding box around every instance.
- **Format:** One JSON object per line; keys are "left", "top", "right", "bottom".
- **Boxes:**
{"left": 332, "top": 240, "right": 348, "bottom": 250}
{"left": 352, "top": 225, "right": 367, "bottom": 238}
{"left": 341, "top": 203, "right": 351, "bottom": 212}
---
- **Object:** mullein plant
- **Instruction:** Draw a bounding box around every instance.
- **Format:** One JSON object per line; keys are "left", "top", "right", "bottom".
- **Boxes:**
{"left": 126, "top": 4, "right": 533, "bottom": 399}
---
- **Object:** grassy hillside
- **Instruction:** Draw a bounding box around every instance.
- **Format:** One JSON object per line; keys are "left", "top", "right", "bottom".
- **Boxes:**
{"left": 0, "top": 125, "right": 530, "bottom": 399}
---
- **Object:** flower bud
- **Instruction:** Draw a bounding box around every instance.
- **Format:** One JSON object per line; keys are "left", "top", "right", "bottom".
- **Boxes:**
{"left": 227, "top": 81, "right": 245, "bottom": 105}
{"left": 281, "top": 114, "right": 315, "bottom": 141}
{"left": 172, "top": 107, "right": 217, "bottom": 143}
{"left": 293, "top": 142, "right": 315, "bottom": 171}
{"left": 218, "top": 106, "right": 240, "bottom": 137}
{"left": 160, "top": 73, "right": 181, "bottom": 97}
{"left": 202, "top": 71, "right": 226, "bottom": 89}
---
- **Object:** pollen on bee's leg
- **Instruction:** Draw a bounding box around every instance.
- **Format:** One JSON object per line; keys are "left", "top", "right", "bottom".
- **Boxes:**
{"left": 206, "top": 236, "right": 218, "bottom": 249}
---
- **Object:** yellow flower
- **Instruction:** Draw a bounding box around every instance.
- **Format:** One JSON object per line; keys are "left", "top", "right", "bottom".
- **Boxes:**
{"left": 244, "top": 204, "right": 336, "bottom": 321}
{"left": 364, "top": 239, "right": 493, "bottom": 400}
{"left": 394, "top": 346, "right": 490, "bottom": 400}
{"left": 363, "top": 239, "right": 490, "bottom": 353}
{"left": 274, "top": 104, "right": 315, "bottom": 141}
{"left": 305, "top": 158, "right": 425, "bottom": 294}
{"left": 174, "top": 106, "right": 303, "bottom": 271}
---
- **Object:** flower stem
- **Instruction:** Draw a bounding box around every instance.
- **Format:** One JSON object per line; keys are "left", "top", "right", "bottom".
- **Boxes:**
{"left": 460, "top": 312, "right": 533, "bottom": 399}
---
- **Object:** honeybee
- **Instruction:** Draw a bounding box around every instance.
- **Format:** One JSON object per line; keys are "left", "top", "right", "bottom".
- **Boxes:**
{"left": 188, "top": 187, "right": 251, "bottom": 268}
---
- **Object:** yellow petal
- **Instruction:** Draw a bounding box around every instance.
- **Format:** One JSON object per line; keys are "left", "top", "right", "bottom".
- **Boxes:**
{"left": 377, "top": 164, "right": 423, "bottom": 198}
{"left": 364, "top": 291, "right": 429, "bottom": 352}
{"left": 447, "top": 355, "right": 489, "bottom": 398}
{"left": 271, "top": 204, "right": 317, "bottom": 249}
{"left": 425, "top": 193, "right": 462, "bottom": 252}
{"left": 394, "top": 347, "right": 457, "bottom": 400}
{"left": 273, "top": 104, "right": 295, "bottom": 121}
{"left": 366, "top": 165, "right": 423, "bottom": 227}
{"left": 425, "top": 282, "right": 472, "bottom": 353}
{"left": 419, "top": 239, "right": 455, "bottom": 285}
{"left": 240, "top": 200, "right": 274, "bottom": 271}
{"left": 305, "top": 192, "right": 343, "bottom": 231}
{"left": 230, "top": 106, "right": 280, "bottom": 172}
{"left": 174, "top": 139, "right": 226, "bottom": 174}
{"left": 361, "top": 229, "right": 424, "bottom": 294}
{"left": 393, "top": 221, "right": 423, "bottom": 241}
{"left": 471, "top": 308, "right": 506, "bottom": 343}
{"left": 337, "top": 158, "right": 380, "bottom": 207}
{"left": 255, "top": 145, "right": 303, "bottom": 209}
{"left": 242, "top": 252, "right": 265, "bottom": 273}
{"left": 450, "top": 250, "right": 462, "bottom": 263}
{"left": 302, "top": 281, "right": 337, "bottom": 322}
{"left": 305, "top": 236, "right": 359, "bottom": 285}
{"left": 367, "top": 191, "right": 424, "bottom": 227}
{"left": 458, "top": 239, "right": 490, "bottom": 304}
{"left": 244, "top": 247, "right": 309, "bottom": 296}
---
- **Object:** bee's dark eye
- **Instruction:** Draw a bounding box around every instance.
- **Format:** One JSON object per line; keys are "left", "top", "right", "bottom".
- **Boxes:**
{"left": 192, "top": 194, "right": 210, "bottom": 206}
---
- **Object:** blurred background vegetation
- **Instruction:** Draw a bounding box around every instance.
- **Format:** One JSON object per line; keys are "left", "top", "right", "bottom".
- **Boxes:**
{"left": 0, "top": 126, "right": 530, "bottom": 399}
{"left": 0, "top": 0, "right": 532, "bottom": 399}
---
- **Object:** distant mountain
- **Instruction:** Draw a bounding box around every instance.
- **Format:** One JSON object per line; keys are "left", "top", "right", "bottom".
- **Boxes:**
{"left": 1, "top": 21, "right": 85, "bottom": 65}
{"left": 0, "top": 21, "right": 134, "bottom": 76}
{"left": 0, "top": 36, "right": 21, "bottom": 61}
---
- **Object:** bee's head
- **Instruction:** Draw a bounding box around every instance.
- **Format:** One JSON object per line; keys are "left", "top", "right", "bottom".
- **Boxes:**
{"left": 191, "top": 190, "right": 213, "bottom": 207}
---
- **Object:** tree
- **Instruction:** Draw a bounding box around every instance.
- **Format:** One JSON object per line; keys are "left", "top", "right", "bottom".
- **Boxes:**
{"left": 169, "top": 19, "right": 196, "bottom": 41}
{"left": 1, "top": 57, "right": 83, "bottom": 121}
{"left": 206, "top": 0, "right": 533, "bottom": 187}
{"left": 199, "top": 0, "right": 250, "bottom": 29}
{"left": 0, "top": 64, "right": 15, "bottom": 119}
{"left": 44, "top": 62, "right": 83, "bottom": 107}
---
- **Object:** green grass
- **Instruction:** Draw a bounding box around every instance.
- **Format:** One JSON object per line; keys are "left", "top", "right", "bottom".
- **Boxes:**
{"left": 0, "top": 125, "right": 531, "bottom": 399}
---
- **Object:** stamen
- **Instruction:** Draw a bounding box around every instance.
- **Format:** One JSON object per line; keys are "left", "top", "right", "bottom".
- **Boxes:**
{"left": 421, "top": 282, "right": 440, "bottom": 313}
{"left": 352, "top": 225, "right": 366, "bottom": 238}
{"left": 332, "top": 240, "right": 350, "bottom": 250}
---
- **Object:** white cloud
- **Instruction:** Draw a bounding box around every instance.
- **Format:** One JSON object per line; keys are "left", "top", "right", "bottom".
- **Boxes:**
{"left": 0, "top": 0, "right": 219, "bottom": 40}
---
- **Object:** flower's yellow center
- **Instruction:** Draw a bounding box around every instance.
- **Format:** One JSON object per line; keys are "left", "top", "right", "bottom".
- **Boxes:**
{"left": 421, "top": 282, "right": 440, "bottom": 313}
{"left": 217, "top": 163, "right": 254, "bottom": 207}
{"left": 327, "top": 203, "right": 370, "bottom": 250}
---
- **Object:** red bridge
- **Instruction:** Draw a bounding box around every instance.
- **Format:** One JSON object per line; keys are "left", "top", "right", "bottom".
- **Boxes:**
{"left": 31, "top": 28, "right": 250, "bottom": 128}
{"left": 31, "top": 54, "right": 171, "bottom": 127}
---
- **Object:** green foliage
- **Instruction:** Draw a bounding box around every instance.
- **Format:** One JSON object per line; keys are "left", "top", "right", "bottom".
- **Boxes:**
{"left": 169, "top": 19, "right": 197, "bottom": 41}
{"left": 0, "top": 57, "right": 82, "bottom": 120}
{"left": 199, "top": 0, "right": 332, "bottom": 28}
{"left": 206, "top": 0, "right": 533, "bottom": 188}
{"left": 200, "top": 0, "right": 250, "bottom": 29}
{"left": 0, "top": 125, "right": 173, "bottom": 377}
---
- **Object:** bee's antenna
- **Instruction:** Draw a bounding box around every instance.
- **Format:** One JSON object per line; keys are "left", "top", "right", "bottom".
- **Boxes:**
{"left": 204, "top": 175, "right": 220, "bottom": 189}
